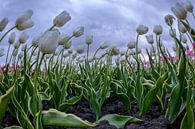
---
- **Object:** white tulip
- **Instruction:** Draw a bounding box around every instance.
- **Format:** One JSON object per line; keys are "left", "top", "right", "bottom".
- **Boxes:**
{"left": 146, "top": 35, "right": 154, "bottom": 44}
{"left": 73, "top": 26, "right": 84, "bottom": 37}
{"left": 110, "top": 46, "right": 120, "bottom": 56}
{"left": 8, "top": 32, "right": 16, "bottom": 44}
{"left": 136, "top": 25, "right": 148, "bottom": 35}
{"left": 15, "top": 9, "right": 34, "bottom": 30}
{"left": 63, "top": 53, "right": 70, "bottom": 58}
{"left": 14, "top": 41, "right": 21, "bottom": 49}
{"left": 183, "top": 0, "right": 193, "bottom": 13}
{"left": 58, "top": 33, "right": 70, "bottom": 45}
{"left": 178, "top": 21, "right": 187, "bottom": 33}
{"left": 19, "top": 31, "right": 29, "bottom": 44}
{"left": 32, "top": 33, "right": 43, "bottom": 47}
{"left": 171, "top": 2, "right": 187, "bottom": 20}
{"left": 164, "top": 14, "right": 175, "bottom": 26}
{"left": 68, "top": 49, "right": 73, "bottom": 54}
{"left": 0, "top": 18, "right": 9, "bottom": 31}
{"left": 76, "top": 46, "right": 85, "bottom": 54}
{"left": 38, "top": 29, "right": 60, "bottom": 54}
{"left": 127, "top": 41, "right": 136, "bottom": 49}
{"left": 21, "top": 44, "right": 28, "bottom": 51}
{"left": 53, "top": 10, "right": 71, "bottom": 27}
{"left": 0, "top": 48, "right": 5, "bottom": 57}
{"left": 12, "top": 49, "right": 18, "bottom": 57}
{"left": 63, "top": 40, "right": 72, "bottom": 49}
{"left": 153, "top": 25, "right": 163, "bottom": 35}
{"left": 85, "top": 35, "right": 93, "bottom": 45}
{"left": 100, "top": 42, "right": 108, "bottom": 49}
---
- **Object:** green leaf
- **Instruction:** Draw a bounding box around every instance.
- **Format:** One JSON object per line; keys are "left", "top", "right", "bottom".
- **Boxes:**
{"left": 117, "top": 93, "right": 131, "bottom": 112}
{"left": 59, "top": 95, "right": 82, "bottom": 112}
{"left": 3, "top": 126, "right": 23, "bottom": 129}
{"left": 42, "top": 109, "right": 97, "bottom": 127}
{"left": 97, "top": 114, "right": 142, "bottom": 129}
{"left": 0, "top": 86, "right": 14, "bottom": 123}
{"left": 141, "top": 72, "right": 168, "bottom": 114}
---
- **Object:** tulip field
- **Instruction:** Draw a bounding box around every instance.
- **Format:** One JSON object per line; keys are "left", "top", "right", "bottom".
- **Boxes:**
{"left": 0, "top": 1, "right": 195, "bottom": 129}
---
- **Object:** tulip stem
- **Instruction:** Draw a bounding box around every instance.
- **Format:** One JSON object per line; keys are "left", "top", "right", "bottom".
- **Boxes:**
{"left": 0, "top": 26, "right": 16, "bottom": 43}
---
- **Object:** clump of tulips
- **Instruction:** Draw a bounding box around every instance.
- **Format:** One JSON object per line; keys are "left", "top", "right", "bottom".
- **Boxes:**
{"left": 0, "top": 1, "right": 195, "bottom": 129}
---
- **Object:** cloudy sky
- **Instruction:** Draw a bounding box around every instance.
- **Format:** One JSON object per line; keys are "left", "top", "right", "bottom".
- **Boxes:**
{"left": 0, "top": 0, "right": 195, "bottom": 61}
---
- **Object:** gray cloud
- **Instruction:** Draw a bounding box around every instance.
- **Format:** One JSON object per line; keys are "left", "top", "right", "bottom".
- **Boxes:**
{"left": 0, "top": 0, "right": 195, "bottom": 62}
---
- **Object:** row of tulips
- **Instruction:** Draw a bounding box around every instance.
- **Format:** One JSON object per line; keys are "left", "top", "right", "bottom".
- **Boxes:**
{"left": 0, "top": 1, "right": 195, "bottom": 129}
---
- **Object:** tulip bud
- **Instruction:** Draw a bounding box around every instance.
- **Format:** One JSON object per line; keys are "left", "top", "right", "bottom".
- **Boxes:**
{"left": 127, "top": 41, "right": 136, "bottom": 49}
{"left": 100, "top": 42, "right": 108, "bottom": 49}
{"left": 183, "top": 0, "right": 193, "bottom": 13}
{"left": 181, "top": 34, "right": 187, "bottom": 43}
{"left": 72, "top": 53, "right": 77, "bottom": 59}
{"left": 15, "top": 9, "right": 34, "bottom": 30}
{"left": 21, "top": 44, "right": 28, "bottom": 51}
{"left": 13, "top": 49, "right": 18, "bottom": 57}
{"left": 19, "top": 31, "right": 29, "bottom": 44}
{"left": 38, "top": 29, "right": 60, "bottom": 54}
{"left": 153, "top": 25, "right": 163, "bottom": 35}
{"left": 63, "top": 53, "right": 69, "bottom": 58}
{"left": 171, "top": 2, "right": 187, "bottom": 20}
{"left": 53, "top": 10, "right": 71, "bottom": 27}
{"left": 164, "top": 14, "right": 175, "bottom": 26}
{"left": 8, "top": 32, "right": 16, "bottom": 44}
{"left": 76, "top": 46, "right": 85, "bottom": 54}
{"left": 0, "top": 48, "right": 5, "bottom": 57}
{"left": 63, "top": 40, "right": 72, "bottom": 49}
{"left": 146, "top": 35, "right": 154, "bottom": 44}
{"left": 0, "top": 18, "right": 9, "bottom": 31}
{"left": 68, "top": 49, "right": 73, "bottom": 54}
{"left": 178, "top": 20, "right": 187, "bottom": 33}
{"left": 73, "top": 26, "right": 84, "bottom": 37}
{"left": 58, "top": 33, "right": 70, "bottom": 45}
{"left": 136, "top": 25, "right": 148, "bottom": 35}
{"left": 85, "top": 35, "right": 93, "bottom": 45}
{"left": 32, "top": 33, "right": 43, "bottom": 47}
{"left": 14, "top": 41, "right": 21, "bottom": 49}
{"left": 110, "top": 46, "right": 120, "bottom": 56}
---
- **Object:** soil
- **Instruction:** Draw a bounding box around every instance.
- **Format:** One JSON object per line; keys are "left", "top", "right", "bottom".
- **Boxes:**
{"left": 1, "top": 95, "right": 182, "bottom": 129}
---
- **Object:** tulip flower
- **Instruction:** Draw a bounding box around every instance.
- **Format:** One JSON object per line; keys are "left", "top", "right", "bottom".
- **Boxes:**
{"left": 58, "top": 33, "right": 71, "bottom": 46}
{"left": 85, "top": 35, "right": 93, "bottom": 45}
{"left": 178, "top": 21, "right": 187, "bottom": 33}
{"left": 38, "top": 29, "right": 60, "bottom": 54}
{"left": 183, "top": 0, "right": 193, "bottom": 13}
{"left": 32, "top": 33, "right": 43, "bottom": 47}
{"left": 171, "top": 2, "right": 187, "bottom": 20}
{"left": 100, "top": 42, "right": 108, "bottom": 49}
{"left": 146, "top": 35, "right": 154, "bottom": 44}
{"left": 164, "top": 14, "right": 175, "bottom": 26}
{"left": 15, "top": 9, "right": 34, "bottom": 30}
{"left": 63, "top": 40, "right": 72, "bottom": 49}
{"left": 73, "top": 26, "right": 84, "bottom": 37}
{"left": 136, "top": 25, "right": 148, "bottom": 35}
{"left": 127, "top": 41, "right": 136, "bottom": 49}
{"left": 8, "top": 32, "right": 16, "bottom": 44}
{"left": 0, "top": 18, "right": 9, "bottom": 31}
{"left": 19, "top": 31, "right": 29, "bottom": 44}
{"left": 53, "top": 10, "right": 71, "bottom": 27}
{"left": 14, "top": 41, "right": 21, "bottom": 49}
{"left": 181, "top": 34, "right": 187, "bottom": 43}
{"left": 76, "top": 46, "right": 85, "bottom": 54}
{"left": 153, "top": 25, "right": 163, "bottom": 35}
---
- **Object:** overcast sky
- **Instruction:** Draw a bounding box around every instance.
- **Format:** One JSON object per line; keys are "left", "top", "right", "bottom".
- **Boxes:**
{"left": 0, "top": 0, "right": 195, "bottom": 62}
